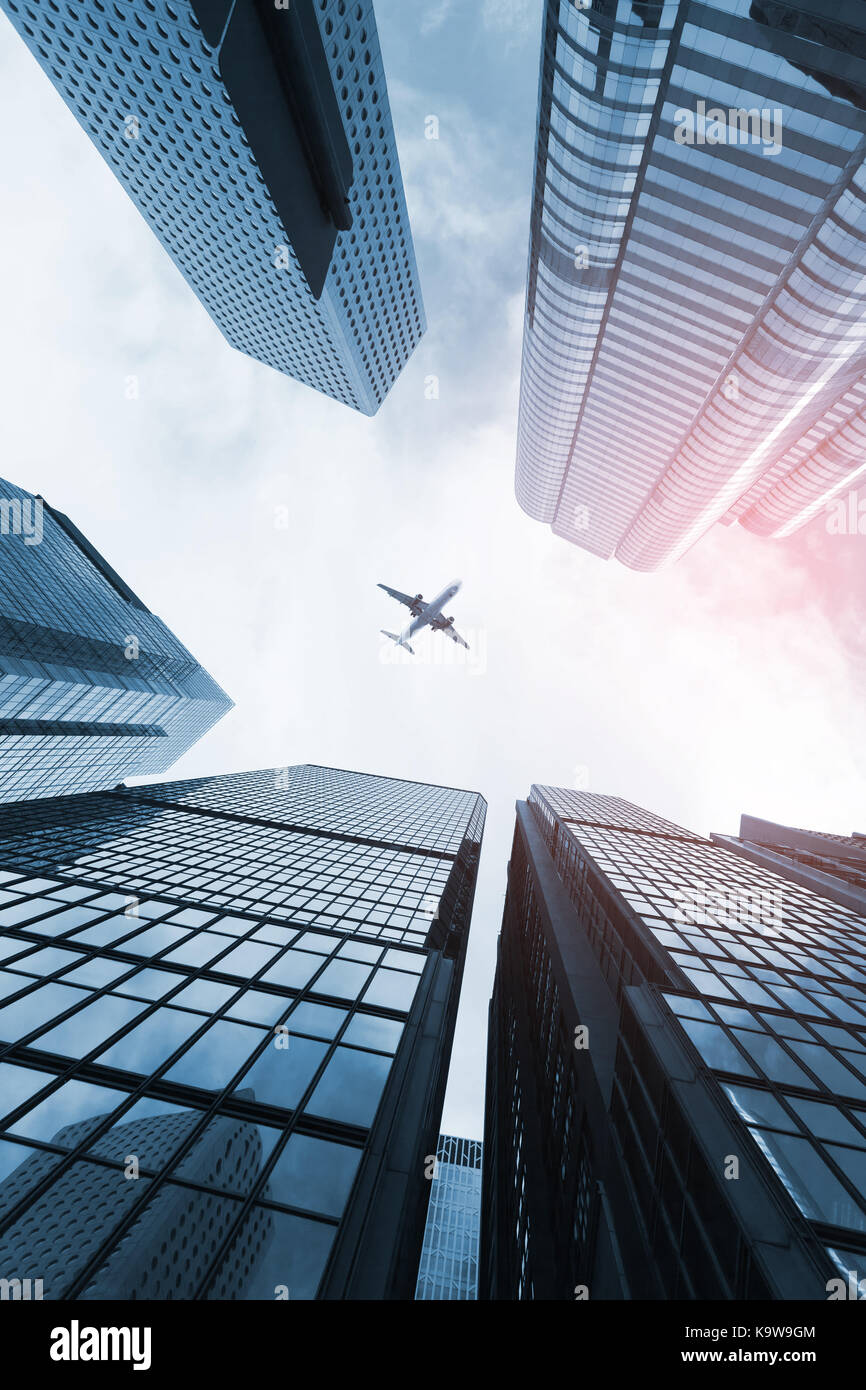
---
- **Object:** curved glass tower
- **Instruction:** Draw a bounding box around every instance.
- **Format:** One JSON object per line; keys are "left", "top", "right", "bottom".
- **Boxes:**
{"left": 517, "top": 0, "right": 866, "bottom": 568}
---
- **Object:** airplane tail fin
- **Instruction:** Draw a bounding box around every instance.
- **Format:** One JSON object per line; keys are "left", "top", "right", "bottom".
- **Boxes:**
{"left": 381, "top": 630, "right": 415, "bottom": 655}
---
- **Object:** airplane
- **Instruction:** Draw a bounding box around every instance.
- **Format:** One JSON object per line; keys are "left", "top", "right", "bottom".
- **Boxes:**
{"left": 378, "top": 578, "right": 469, "bottom": 655}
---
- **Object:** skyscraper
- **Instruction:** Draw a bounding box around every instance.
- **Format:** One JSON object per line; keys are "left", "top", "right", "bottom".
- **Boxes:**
{"left": 415, "top": 1133, "right": 482, "bottom": 1301}
{"left": 482, "top": 787, "right": 866, "bottom": 1300}
{"left": 713, "top": 815, "right": 866, "bottom": 916}
{"left": 517, "top": 0, "right": 866, "bottom": 568}
{"left": 0, "top": 765, "right": 485, "bottom": 1299}
{"left": 1, "top": 0, "right": 425, "bottom": 414}
{"left": 0, "top": 477, "right": 232, "bottom": 804}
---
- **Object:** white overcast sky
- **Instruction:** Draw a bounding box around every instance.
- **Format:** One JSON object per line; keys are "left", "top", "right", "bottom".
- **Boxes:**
{"left": 1, "top": 0, "right": 864, "bottom": 1138}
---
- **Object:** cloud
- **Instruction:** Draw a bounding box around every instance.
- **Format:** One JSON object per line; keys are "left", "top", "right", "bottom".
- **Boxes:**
{"left": 420, "top": 0, "right": 454, "bottom": 37}
{"left": 482, "top": 0, "right": 535, "bottom": 37}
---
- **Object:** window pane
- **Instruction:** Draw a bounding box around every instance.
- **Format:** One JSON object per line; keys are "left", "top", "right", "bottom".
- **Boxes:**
{"left": 8, "top": 1078, "right": 129, "bottom": 1145}
{"left": 172, "top": 979, "right": 237, "bottom": 1014}
{"left": 721, "top": 1084, "right": 793, "bottom": 1131}
{"left": 174, "top": 1113, "right": 279, "bottom": 1195}
{"left": 826, "top": 1145, "right": 866, "bottom": 1199}
{"left": 6, "top": 946, "right": 82, "bottom": 978}
{"left": 361, "top": 968, "right": 417, "bottom": 1012}
{"left": 113, "top": 968, "right": 178, "bottom": 1001}
{"left": 0, "top": 1062, "right": 51, "bottom": 1127}
{"left": 37, "top": 994, "right": 147, "bottom": 1058}
{"left": 287, "top": 1001, "right": 347, "bottom": 1040}
{"left": 305, "top": 1047, "right": 391, "bottom": 1127}
{"left": 733, "top": 1032, "right": 814, "bottom": 1088}
{"left": 234, "top": 1034, "right": 328, "bottom": 1110}
{"left": 0, "top": 1137, "right": 62, "bottom": 1222}
{"left": 260, "top": 952, "right": 318, "bottom": 990}
{"left": 164, "top": 1020, "right": 264, "bottom": 1092}
{"left": 342, "top": 1013, "right": 403, "bottom": 1053}
{"left": 85, "top": 1097, "right": 196, "bottom": 1170}
{"left": 206, "top": 1209, "right": 335, "bottom": 1300}
{"left": 679, "top": 1019, "right": 757, "bottom": 1076}
{"left": 312, "top": 960, "right": 372, "bottom": 1001}
{"left": 64, "top": 958, "right": 129, "bottom": 988}
{"left": 122, "top": 924, "right": 190, "bottom": 956}
{"left": 265, "top": 1134, "right": 361, "bottom": 1217}
{"left": 0, "top": 982, "right": 90, "bottom": 1042}
{"left": 216, "top": 942, "right": 279, "bottom": 977}
{"left": 750, "top": 1129, "right": 866, "bottom": 1232}
{"left": 788, "top": 1098, "right": 866, "bottom": 1146}
{"left": 97, "top": 1008, "right": 202, "bottom": 1074}
{"left": 226, "top": 990, "right": 289, "bottom": 1026}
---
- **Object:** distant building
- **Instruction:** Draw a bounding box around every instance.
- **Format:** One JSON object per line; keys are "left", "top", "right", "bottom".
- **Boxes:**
{"left": 713, "top": 815, "right": 866, "bottom": 917}
{"left": 415, "top": 1134, "right": 481, "bottom": 1300}
{"left": 482, "top": 787, "right": 866, "bottom": 1299}
{"left": 517, "top": 0, "right": 866, "bottom": 567}
{"left": 0, "top": 476, "right": 231, "bottom": 803}
{"left": 0, "top": 764, "right": 485, "bottom": 1299}
{"left": 1, "top": 0, "right": 425, "bottom": 413}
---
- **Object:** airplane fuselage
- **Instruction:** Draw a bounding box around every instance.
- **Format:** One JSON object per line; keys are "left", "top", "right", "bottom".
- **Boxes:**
{"left": 401, "top": 581, "right": 460, "bottom": 643}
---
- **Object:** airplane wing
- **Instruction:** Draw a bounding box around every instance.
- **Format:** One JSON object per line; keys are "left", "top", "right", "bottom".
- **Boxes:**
{"left": 378, "top": 583, "right": 424, "bottom": 617}
{"left": 442, "top": 625, "right": 469, "bottom": 650}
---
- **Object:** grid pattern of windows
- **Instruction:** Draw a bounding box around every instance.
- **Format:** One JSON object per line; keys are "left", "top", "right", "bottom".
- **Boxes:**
{"left": 0, "top": 768, "right": 481, "bottom": 939}
{"left": 526, "top": 787, "right": 866, "bottom": 1291}
{"left": 482, "top": 825, "right": 591, "bottom": 1300}
{"left": 130, "top": 764, "right": 480, "bottom": 855}
{"left": 1, "top": 0, "right": 425, "bottom": 415}
{"left": 0, "top": 477, "right": 232, "bottom": 803}
{"left": 517, "top": 0, "right": 866, "bottom": 568}
{"left": 733, "top": 819, "right": 866, "bottom": 900}
{"left": 0, "top": 767, "right": 485, "bottom": 1299}
{"left": 414, "top": 1134, "right": 481, "bottom": 1300}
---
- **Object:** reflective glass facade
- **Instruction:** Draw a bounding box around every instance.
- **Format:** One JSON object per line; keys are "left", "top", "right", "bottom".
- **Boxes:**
{"left": 482, "top": 787, "right": 866, "bottom": 1299}
{"left": 0, "top": 765, "right": 485, "bottom": 1299}
{"left": 0, "top": 477, "right": 232, "bottom": 804}
{"left": 1, "top": 0, "right": 425, "bottom": 415}
{"left": 517, "top": 0, "right": 866, "bottom": 568}
{"left": 415, "top": 1133, "right": 481, "bottom": 1300}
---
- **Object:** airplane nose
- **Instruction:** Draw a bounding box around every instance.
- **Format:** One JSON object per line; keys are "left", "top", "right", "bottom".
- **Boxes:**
{"left": 452, "top": 579, "right": 462, "bottom": 592}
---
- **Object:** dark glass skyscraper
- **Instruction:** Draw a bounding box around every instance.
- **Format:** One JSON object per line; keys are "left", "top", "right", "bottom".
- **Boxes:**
{"left": 517, "top": 0, "right": 866, "bottom": 568}
{"left": 0, "top": 477, "right": 232, "bottom": 804}
{"left": 0, "top": 765, "right": 484, "bottom": 1299}
{"left": 482, "top": 787, "right": 866, "bottom": 1300}
{"left": 1, "top": 0, "right": 425, "bottom": 414}
{"left": 415, "top": 1133, "right": 482, "bottom": 1301}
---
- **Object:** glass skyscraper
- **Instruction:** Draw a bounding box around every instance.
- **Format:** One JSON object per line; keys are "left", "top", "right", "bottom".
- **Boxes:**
{"left": 1, "top": 0, "right": 425, "bottom": 415}
{"left": 482, "top": 787, "right": 866, "bottom": 1299}
{"left": 517, "top": 0, "right": 866, "bottom": 568}
{"left": 415, "top": 1133, "right": 481, "bottom": 1300}
{"left": 0, "top": 477, "right": 232, "bottom": 804}
{"left": 0, "top": 765, "right": 485, "bottom": 1299}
